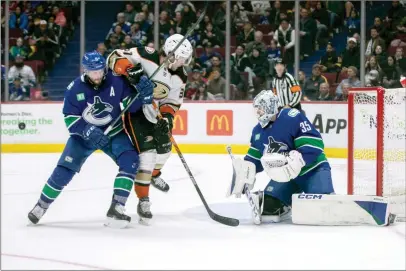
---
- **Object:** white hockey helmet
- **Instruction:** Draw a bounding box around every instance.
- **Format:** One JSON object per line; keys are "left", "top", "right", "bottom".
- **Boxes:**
{"left": 253, "top": 90, "right": 280, "bottom": 128}
{"left": 163, "top": 34, "right": 193, "bottom": 66}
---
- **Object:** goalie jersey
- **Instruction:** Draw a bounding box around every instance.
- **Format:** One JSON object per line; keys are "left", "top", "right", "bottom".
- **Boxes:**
{"left": 63, "top": 70, "right": 141, "bottom": 137}
{"left": 106, "top": 47, "right": 187, "bottom": 115}
{"left": 244, "top": 108, "right": 330, "bottom": 176}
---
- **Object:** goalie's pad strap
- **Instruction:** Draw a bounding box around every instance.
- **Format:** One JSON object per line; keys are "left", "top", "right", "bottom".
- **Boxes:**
{"left": 292, "top": 194, "right": 391, "bottom": 226}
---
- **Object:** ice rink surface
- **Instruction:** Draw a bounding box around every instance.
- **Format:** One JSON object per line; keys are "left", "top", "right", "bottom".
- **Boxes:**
{"left": 1, "top": 153, "right": 405, "bottom": 270}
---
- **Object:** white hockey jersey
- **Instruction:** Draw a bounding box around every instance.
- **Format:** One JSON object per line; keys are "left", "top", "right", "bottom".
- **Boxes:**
{"left": 107, "top": 47, "right": 187, "bottom": 116}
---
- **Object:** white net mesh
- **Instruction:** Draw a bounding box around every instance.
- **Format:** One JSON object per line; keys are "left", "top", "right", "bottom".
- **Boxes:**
{"left": 351, "top": 88, "right": 406, "bottom": 216}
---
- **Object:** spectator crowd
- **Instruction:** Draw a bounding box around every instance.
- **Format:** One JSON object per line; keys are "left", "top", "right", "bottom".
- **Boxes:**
{"left": 2, "top": 1, "right": 406, "bottom": 102}
{"left": 2, "top": 0, "right": 79, "bottom": 101}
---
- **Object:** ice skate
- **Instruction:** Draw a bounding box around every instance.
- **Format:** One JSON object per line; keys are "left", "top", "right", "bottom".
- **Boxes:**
{"left": 151, "top": 174, "right": 170, "bottom": 192}
{"left": 28, "top": 203, "right": 47, "bottom": 225}
{"left": 105, "top": 202, "right": 131, "bottom": 229}
{"left": 137, "top": 197, "right": 152, "bottom": 225}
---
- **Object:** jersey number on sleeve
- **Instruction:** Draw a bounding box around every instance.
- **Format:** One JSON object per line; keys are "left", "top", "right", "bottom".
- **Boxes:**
{"left": 300, "top": 121, "right": 312, "bottom": 132}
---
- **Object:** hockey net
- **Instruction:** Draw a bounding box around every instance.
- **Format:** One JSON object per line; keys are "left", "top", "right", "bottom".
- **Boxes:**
{"left": 348, "top": 87, "right": 406, "bottom": 218}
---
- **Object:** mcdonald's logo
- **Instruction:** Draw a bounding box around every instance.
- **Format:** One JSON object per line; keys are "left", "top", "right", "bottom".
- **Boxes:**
{"left": 172, "top": 110, "right": 188, "bottom": 135}
{"left": 206, "top": 110, "right": 233, "bottom": 136}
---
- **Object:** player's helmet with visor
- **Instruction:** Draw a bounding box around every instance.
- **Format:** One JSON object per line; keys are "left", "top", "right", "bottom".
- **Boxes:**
{"left": 82, "top": 51, "right": 106, "bottom": 86}
{"left": 253, "top": 90, "right": 280, "bottom": 128}
{"left": 163, "top": 34, "right": 193, "bottom": 66}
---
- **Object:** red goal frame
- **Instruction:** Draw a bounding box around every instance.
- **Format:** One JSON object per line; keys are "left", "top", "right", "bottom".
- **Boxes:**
{"left": 347, "top": 87, "right": 385, "bottom": 197}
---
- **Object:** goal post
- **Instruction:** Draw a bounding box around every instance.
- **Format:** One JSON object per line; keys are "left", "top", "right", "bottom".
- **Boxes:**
{"left": 347, "top": 87, "right": 406, "bottom": 217}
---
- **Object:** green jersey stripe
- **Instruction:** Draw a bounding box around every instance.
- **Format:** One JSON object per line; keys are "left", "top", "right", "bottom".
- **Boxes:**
{"left": 246, "top": 154, "right": 261, "bottom": 161}
{"left": 247, "top": 147, "right": 262, "bottom": 159}
{"left": 297, "top": 144, "right": 324, "bottom": 152}
{"left": 294, "top": 137, "right": 324, "bottom": 149}
{"left": 299, "top": 153, "right": 328, "bottom": 176}
{"left": 121, "top": 96, "right": 132, "bottom": 109}
{"left": 108, "top": 125, "right": 123, "bottom": 137}
{"left": 64, "top": 115, "right": 81, "bottom": 130}
{"left": 295, "top": 136, "right": 323, "bottom": 141}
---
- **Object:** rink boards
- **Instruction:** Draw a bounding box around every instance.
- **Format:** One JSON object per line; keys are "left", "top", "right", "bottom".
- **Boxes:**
{"left": 0, "top": 101, "right": 360, "bottom": 158}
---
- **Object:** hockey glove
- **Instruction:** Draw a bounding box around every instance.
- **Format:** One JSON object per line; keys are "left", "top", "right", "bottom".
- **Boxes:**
{"left": 161, "top": 112, "right": 174, "bottom": 131}
{"left": 83, "top": 124, "right": 110, "bottom": 149}
{"left": 154, "top": 118, "right": 170, "bottom": 142}
{"left": 126, "top": 63, "right": 144, "bottom": 85}
{"left": 135, "top": 75, "right": 154, "bottom": 105}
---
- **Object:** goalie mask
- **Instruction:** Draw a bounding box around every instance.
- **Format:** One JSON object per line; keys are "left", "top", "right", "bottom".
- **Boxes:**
{"left": 163, "top": 34, "right": 193, "bottom": 69}
{"left": 253, "top": 90, "right": 280, "bottom": 128}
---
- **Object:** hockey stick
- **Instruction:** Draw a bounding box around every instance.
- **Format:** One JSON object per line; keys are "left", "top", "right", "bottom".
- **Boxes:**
{"left": 104, "top": 1, "right": 209, "bottom": 136}
{"left": 170, "top": 137, "right": 239, "bottom": 227}
{"left": 226, "top": 146, "right": 261, "bottom": 225}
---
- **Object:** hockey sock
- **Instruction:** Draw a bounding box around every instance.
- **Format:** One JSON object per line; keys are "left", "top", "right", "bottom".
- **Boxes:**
{"left": 152, "top": 169, "right": 161, "bottom": 178}
{"left": 39, "top": 166, "right": 75, "bottom": 208}
{"left": 39, "top": 178, "right": 63, "bottom": 209}
{"left": 113, "top": 172, "right": 135, "bottom": 205}
{"left": 134, "top": 184, "right": 150, "bottom": 199}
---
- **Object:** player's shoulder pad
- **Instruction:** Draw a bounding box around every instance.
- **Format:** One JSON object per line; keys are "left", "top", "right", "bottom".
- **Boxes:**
{"left": 250, "top": 123, "right": 264, "bottom": 143}
{"left": 252, "top": 123, "right": 262, "bottom": 134}
{"left": 143, "top": 46, "right": 156, "bottom": 55}
{"left": 279, "top": 108, "right": 301, "bottom": 119}
{"left": 66, "top": 75, "right": 86, "bottom": 93}
{"left": 170, "top": 66, "right": 188, "bottom": 84}
{"left": 138, "top": 46, "right": 159, "bottom": 64}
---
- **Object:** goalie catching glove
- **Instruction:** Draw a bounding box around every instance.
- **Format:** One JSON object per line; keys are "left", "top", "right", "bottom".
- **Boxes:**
{"left": 260, "top": 150, "right": 305, "bottom": 182}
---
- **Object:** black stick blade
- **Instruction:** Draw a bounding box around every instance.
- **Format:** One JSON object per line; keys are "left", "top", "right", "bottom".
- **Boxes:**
{"left": 209, "top": 211, "right": 240, "bottom": 227}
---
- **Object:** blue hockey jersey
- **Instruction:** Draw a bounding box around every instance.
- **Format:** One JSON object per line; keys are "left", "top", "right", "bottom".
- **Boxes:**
{"left": 63, "top": 70, "right": 142, "bottom": 137}
{"left": 244, "top": 108, "right": 330, "bottom": 176}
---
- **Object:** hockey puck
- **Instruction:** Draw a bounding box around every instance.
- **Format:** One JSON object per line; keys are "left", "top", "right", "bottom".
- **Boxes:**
{"left": 18, "top": 122, "right": 26, "bottom": 130}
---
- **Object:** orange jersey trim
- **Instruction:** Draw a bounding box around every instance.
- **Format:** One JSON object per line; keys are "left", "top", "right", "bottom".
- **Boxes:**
{"left": 160, "top": 104, "right": 177, "bottom": 117}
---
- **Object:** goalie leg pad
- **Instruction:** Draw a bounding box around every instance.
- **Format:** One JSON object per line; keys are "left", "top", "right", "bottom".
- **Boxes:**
{"left": 292, "top": 194, "right": 392, "bottom": 226}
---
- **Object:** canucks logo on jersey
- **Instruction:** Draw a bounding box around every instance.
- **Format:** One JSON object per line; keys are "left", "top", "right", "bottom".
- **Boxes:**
{"left": 264, "top": 136, "right": 288, "bottom": 154}
{"left": 82, "top": 96, "right": 113, "bottom": 126}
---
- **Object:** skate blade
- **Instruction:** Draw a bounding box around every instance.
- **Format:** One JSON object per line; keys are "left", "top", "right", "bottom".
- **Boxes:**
{"left": 104, "top": 217, "right": 130, "bottom": 229}
{"left": 138, "top": 217, "right": 152, "bottom": 226}
{"left": 251, "top": 213, "right": 262, "bottom": 225}
{"left": 261, "top": 210, "right": 292, "bottom": 224}
{"left": 261, "top": 215, "right": 281, "bottom": 223}
{"left": 152, "top": 185, "right": 170, "bottom": 193}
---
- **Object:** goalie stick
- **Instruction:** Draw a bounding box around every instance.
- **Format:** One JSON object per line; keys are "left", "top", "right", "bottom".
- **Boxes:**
{"left": 226, "top": 146, "right": 261, "bottom": 225}
{"left": 104, "top": 1, "right": 210, "bottom": 135}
